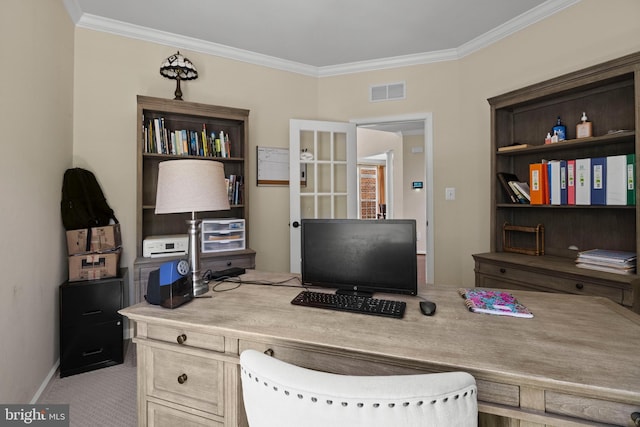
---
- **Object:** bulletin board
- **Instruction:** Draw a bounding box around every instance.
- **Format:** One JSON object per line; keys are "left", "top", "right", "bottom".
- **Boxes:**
{"left": 257, "top": 146, "right": 306, "bottom": 186}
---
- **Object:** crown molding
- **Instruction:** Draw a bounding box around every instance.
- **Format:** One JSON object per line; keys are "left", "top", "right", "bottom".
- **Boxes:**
{"left": 65, "top": 0, "right": 581, "bottom": 78}
{"left": 457, "top": 0, "right": 581, "bottom": 58}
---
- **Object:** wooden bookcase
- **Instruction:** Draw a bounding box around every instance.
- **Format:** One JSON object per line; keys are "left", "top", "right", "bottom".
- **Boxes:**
{"left": 133, "top": 96, "right": 255, "bottom": 303}
{"left": 474, "top": 52, "right": 640, "bottom": 312}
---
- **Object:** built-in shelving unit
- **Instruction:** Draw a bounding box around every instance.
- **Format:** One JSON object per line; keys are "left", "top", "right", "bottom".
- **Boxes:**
{"left": 133, "top": 96, "right": 255, "bottom": 303}
{"left": 474, "top": 52, "right": 640, "bottom": 312}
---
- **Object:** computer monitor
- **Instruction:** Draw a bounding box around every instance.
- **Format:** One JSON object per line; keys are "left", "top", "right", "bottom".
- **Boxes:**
{"left": 301, "top": 218, "right": 418, "bottom": 296}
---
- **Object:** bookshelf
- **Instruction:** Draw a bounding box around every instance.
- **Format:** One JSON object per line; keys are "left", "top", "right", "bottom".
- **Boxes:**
{"left": 474, "top": 52, "right": 640, "bottom": 313}
{"left": 133, "top": 96, "right": 255, "bottom": 303}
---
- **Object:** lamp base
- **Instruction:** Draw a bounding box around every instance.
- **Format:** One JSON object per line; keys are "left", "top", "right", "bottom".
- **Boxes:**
{"left": 186, "top": 217, "right": 207, "bottom": 297}
{"left": 174, "top": 77, "right": 183, "bottom": 101}
{"left": 192, "top": 277, "right": 208, "bottom": 297}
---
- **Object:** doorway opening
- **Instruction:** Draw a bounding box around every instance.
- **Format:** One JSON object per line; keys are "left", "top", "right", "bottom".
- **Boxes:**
{"left": 352, "top": 114, "right": 434, "bottom": 285}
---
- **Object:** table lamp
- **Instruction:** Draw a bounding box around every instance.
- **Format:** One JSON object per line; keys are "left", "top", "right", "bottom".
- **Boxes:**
{"left": 159, "top": 51, "right": 198, "bottom": 101}
{"left": 155, "top": 160, "right": 230, "bottom": 296}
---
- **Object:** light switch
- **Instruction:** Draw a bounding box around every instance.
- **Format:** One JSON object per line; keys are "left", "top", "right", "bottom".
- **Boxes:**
{"left": 445, "top": 187, "right": 455, "bottom": 200}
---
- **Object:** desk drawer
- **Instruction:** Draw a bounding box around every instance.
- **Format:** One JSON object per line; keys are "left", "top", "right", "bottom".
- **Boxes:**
{"left": 60, "top": 278, "right": 122, "bottom": 326}
{"left": 545, "top": 391, "right": 639, "bottom": 425}
{"left": 147, "top": 346, "right": 224, "bottom": 416}
{"left": 201, "top": 254, "right": 255, "bottom": 272}
{"left": 147, "top": 401, "right": 223, "bottom": 427}
{"left": 147, "top": 324, "right": 225, "bottom": 353}
{"left": 476, "top": 263, "right": 625, "bottom": 304}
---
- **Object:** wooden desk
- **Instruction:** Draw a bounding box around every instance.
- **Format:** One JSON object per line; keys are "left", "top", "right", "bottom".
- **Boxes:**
{"left": 120, "top": 270, "right": 640, "bottom": 427}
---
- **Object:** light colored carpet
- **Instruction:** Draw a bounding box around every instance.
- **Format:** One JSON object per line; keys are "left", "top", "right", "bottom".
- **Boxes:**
{"left": 38, "top": 342, "right": 136, "bottom": 427}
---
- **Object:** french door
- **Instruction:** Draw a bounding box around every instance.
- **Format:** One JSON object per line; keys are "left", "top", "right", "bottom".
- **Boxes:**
{"left": 289, "top": 119, "right": 357, "bottom": 273}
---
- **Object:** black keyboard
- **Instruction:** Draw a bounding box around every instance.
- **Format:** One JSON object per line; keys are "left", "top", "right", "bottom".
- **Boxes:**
{"left": 291, "top": 291, "right": 406, "bottom": 319}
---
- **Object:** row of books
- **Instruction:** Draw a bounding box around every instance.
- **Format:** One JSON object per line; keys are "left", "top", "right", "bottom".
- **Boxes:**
{"left": 497, "top": 172, "right": 531, "bottom": 204}
{"left": 143, "top": 118, "right": 233, "bottom": 158}
{"left": 575, "top": 249, "right": 637, "bottom": 275}
{"left": 227, "top": 175, "right": 244, "bottom": 206}
{"left": 499, "top": 154, "right": 635, "bottom": 206}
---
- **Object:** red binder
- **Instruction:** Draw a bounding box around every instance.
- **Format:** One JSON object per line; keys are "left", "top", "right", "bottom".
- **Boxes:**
{"left": 567, "top": 159, "right": 576, "bottom": 205}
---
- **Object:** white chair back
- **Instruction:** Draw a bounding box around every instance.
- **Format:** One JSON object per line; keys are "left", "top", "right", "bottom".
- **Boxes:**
{"left": 240, "top": 349, "right": 477, "bottom": 427}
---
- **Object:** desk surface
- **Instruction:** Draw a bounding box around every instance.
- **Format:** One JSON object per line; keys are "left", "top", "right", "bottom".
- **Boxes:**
{"left": 121, "top": 270, "right": 640, "bottom": 410}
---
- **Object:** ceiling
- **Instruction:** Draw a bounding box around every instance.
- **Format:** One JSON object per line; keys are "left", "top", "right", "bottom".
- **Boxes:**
{"left": 65, "top": 0, "right": 579, "bottom": 77}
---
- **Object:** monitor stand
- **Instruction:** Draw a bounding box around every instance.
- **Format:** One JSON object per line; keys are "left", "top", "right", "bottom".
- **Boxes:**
{"left": 336, "top": 289, "right": 373, "bottom": 298}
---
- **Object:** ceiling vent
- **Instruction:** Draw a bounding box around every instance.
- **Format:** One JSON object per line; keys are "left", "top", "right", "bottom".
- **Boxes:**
{"left": 369, "top": 82, "right": 406, "bottom": 102}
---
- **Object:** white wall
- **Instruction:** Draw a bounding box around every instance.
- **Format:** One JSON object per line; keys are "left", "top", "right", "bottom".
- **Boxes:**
{"left": 403, "top": 134, "right": 427, "bottom": 254}
{"left": 0, "top": 0, "right": 74, "bottom": 403}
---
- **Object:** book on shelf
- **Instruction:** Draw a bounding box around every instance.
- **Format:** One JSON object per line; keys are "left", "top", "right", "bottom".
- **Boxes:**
{"left": 576, "top": 249, "right": 637, "bottom": 264}
{"left": 498, "top": 143, "right": 529, "bottom": 152}
{"left": 508, "top": 181, "right": 530, "bottom": 203}
{"left": 510, "top": 181, "right": 530, "bottom": 202}
{"left": 226, "top": 175, "right": 244, "bottom": 205}
{"left": 142, "top": 116, "right": 236, "bottom": 159}
{"left": 575, "top": 249, "right": 637, "bottom": 275}
{"left": 497, "top": 172, "right": 520, "bottom": 203}
{"left": 458, "top": 288, "right": 534, "bottom": 318}
{"left": 576, "top": 263, "right": 636, "bottom": 275}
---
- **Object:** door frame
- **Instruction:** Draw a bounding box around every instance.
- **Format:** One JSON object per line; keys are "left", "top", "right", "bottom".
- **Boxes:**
{"left": 351, "top": 113, "right": 434, "bottom": 284}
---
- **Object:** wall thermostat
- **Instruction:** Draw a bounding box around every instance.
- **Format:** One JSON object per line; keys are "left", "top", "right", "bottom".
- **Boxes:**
{"left": 412, "top": 181, "right": 424, "bottom": 189}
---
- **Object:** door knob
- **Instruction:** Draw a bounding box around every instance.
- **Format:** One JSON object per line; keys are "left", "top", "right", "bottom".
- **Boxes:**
{"left": 292, "top": 221, "right": 300, "bottom": 228}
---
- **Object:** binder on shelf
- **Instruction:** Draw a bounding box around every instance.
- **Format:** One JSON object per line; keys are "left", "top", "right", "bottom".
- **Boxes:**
{"left": 590, "top": 157, "right": 606, "bottom": 205}
{"left": 548, "top": 160, "right": 567, "bottom": 205}
{"left": 567, "top": 159, "right": 576, "bottom": 205}
{"left": 529, "top": 163, "right": 547, "bottom": 205}
{"left": 606, "top": 155, "right": 627, "bottom": 205}
{"left": 497, "top": 172, "right": 520, "bottom": 203}
{"left": 627, "top": 154, "right": 636, "bottom": 206}
{"left": 575, "top": 158, "right": 591, "bottom": 205}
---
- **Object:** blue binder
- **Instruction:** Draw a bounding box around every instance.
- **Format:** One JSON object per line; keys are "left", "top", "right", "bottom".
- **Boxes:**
{"left": 590, "top": 157, "right": 606, "bottom": 205}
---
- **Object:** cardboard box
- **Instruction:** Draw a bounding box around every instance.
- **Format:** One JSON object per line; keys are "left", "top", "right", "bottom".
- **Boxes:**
{"left": 66, "top": 224, "right": 122, "bottom": 255}
{"left": 68, "top": 249, "right": 121, "bottom": 282}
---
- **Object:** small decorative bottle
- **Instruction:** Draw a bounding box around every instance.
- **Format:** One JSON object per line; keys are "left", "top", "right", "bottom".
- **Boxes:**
{"left": 576, "top": 112, "right": 592, "bottom": 138}
{"left": 552, "top": 116, "right": 566, "bottom": 141}
{"left": 551, "top": 130, "right": 559, "bottom": 143}
{"left": 545, "top": 132, "right": 552, "bottom": 144}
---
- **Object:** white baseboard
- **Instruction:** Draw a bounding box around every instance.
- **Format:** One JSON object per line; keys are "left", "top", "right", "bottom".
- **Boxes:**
{"left": 30, "top": 359, "right": 60, "bottom": 404}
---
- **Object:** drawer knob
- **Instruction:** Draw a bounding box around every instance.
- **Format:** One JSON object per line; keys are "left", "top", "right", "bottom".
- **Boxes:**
{"left": 177, "top": 373, "right": 188, "bottom": 384}
{"left": 264, "top": 348, "right": 274, "bottom": 357}
{"left": 632, "top": 412, "right": 640, "bottom": 426}
{"left": 499, "top": 268, "right": 506, "bottom": 274}
{"left": 575, "top": 283, "right": 584, "bottom": 290}
{"left": 177, "top": 334, "right": 187, "bottom": 344}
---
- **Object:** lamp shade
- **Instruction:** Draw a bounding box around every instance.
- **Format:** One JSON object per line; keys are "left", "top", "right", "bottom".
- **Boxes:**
{"left": 159, "top": 51, "right": 198, "bottom": 81}
{"left": 155, "top": 160, "right": 230, "bottom": 214}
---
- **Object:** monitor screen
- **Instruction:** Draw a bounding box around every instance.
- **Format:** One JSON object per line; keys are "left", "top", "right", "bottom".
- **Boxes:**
{"left": 301, "top": 219, "right": 418, "bottom": 296}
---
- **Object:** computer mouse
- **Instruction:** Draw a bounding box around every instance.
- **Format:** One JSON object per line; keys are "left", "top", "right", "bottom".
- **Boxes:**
{"left": 420, "top": 300, "right": 436, "bottom": 316}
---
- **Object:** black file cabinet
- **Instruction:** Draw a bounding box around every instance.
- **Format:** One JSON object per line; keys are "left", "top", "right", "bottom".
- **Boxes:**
{"left": 59, "top": 268, "right": 128, "bottom": 377}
